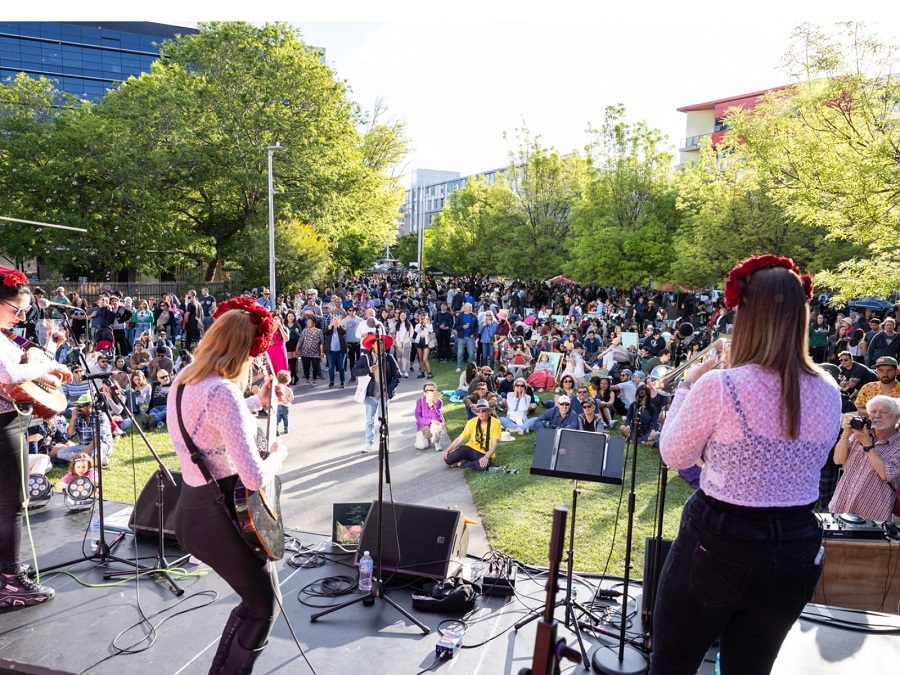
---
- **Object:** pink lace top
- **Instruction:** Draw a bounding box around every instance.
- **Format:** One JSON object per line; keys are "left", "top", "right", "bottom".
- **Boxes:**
{"left": 660, "top": 364, "right": 841, "bottom": 507}
{"left": 166, "top": 375, "right": 282, "bottom": 490}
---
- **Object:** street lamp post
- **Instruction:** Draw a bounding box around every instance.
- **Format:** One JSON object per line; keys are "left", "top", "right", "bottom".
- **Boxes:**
{"left": 267, "top": 144, "right": 283, "bottom": 310}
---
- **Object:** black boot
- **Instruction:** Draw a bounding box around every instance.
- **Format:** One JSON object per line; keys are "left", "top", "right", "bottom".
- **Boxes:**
{"left": 208, "top": 607, "right": 246, "bottom": 675}
{"left": 220, "top": 616, "right": 270, "bottom": 674}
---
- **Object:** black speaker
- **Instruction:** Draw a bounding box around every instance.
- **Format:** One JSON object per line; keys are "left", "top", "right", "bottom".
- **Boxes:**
{"left": 128, "top": 471, "right": 183, "bottom": 540}
{"left": 641, "top": 536, "right": 674, "bottom": 621}
{"left": 354, "top": 501, "right": 469, "bottom": 581}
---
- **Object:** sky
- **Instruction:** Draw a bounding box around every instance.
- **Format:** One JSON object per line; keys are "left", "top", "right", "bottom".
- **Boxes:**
{"left": 20, "top": 3, "right": 900, "bottom": 185}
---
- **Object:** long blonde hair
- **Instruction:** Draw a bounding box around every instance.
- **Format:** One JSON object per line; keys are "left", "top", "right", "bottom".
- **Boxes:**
{"left": 175, "top": 310, "right": 256, "bottom": 387}
{"left": 728, "top": 266, "right": 816, "bottom": 439}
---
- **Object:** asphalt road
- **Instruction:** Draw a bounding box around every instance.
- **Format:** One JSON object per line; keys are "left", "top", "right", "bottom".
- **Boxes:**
{"left": 273, "top": 368, "right": 489, "bottom": 556}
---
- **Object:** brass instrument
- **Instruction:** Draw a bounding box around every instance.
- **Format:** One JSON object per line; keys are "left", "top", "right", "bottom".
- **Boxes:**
{"left": 647, "top": 337, "right": 729, "bottom": 393}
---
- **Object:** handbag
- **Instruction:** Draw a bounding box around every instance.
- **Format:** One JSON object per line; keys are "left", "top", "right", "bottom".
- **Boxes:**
{"left": 354, "top": 375, "right": 371, "bottom": 403}
{"left": 427, "top": 331, "right": 437, "bottom": 350}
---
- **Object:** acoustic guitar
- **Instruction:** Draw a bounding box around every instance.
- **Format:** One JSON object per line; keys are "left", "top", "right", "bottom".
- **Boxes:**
{"left": 1, "top": 330, "right": 67, "bottom": 418}
{"left": 233, "top": 354, "right": 285, "bottom": 561}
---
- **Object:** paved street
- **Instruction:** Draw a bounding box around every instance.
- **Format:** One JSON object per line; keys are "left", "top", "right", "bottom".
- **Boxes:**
{"left": 273, "top": 370, "right": 489, "bottom": 556}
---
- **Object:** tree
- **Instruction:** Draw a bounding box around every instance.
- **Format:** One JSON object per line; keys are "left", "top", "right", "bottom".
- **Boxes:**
{"left": 100, "top": 21, "right": 406, "bottom": 280}
{"left": 501, "top": 128, "right": 586, "bottom": 279}
{"left": 670, "top": 140, "right": 830, "bottom": 287}
{"left": 728, "top": 22, "right": 900, "bottom": 300}
{"left": 425, "top": 177, "right": 518, "bottom": 277}
{"left": 232, "top": 219, "right": 330, "bottom": 292}
{"left": 568, "top": 105, "right": 679, "bottom": 287}
{"left": 391, "top": 233, "right": 419, "bottom": 267}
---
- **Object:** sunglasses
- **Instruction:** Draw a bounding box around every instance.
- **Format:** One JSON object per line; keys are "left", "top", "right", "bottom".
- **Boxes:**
{"left": 558, "top": 403, "right": 570, "bottom": 406}
{"left": 515, "top": 384, "right": 525, "bottom": 388}
{"left": 424, "top": 388, "right": 436, "bottom": 393}
{"left": 78, "top": 403, "right": 92, "bottom": 408}
{"left": 476, "top": 409, "right": 490, "bottom": 414}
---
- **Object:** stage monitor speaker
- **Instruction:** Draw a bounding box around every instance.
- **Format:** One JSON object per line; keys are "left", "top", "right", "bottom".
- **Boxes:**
{"left": 641, "top": 536, "right": 673, "bottom": 620}
{"left": 354, "top": 501, "right": 468, "bottom": 581}
{"left": 128, "top": 471, "right": 183, "bottom": 540}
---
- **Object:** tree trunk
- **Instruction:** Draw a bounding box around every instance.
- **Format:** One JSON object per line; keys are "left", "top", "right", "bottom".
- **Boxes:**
{"left": 204, "top": 257, "right": 222, "bottom": 282}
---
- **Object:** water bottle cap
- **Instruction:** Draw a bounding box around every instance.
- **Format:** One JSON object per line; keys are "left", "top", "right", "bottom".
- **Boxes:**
{"left": 363, "top": 551, "right": 370, "bottom": 556}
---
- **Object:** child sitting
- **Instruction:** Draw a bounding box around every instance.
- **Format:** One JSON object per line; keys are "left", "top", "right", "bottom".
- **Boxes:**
{"left": 54, "top": 453, "right": 97, "bottom": 496}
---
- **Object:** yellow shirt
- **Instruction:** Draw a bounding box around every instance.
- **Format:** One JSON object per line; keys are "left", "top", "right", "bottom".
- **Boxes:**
{"left": 460, "top": 416, "right": 502, "bottom": 457}
{"left": 855, "top": 380, "right": 900, "bottom": 411}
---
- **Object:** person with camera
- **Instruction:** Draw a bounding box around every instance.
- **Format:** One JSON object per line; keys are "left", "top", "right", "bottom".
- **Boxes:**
{"left": 828, "top": 395, "right": 900, "bottom": 521}
{"left": 854, "top": 355, "right": 900, "bottom": 417}
{"left": 651, "top": 256, "right": 841, "bottom": 675}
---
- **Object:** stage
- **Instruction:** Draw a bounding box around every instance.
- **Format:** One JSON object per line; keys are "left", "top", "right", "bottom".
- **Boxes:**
{"left": 1, "top": 499, "right": 898, "bottom": 675}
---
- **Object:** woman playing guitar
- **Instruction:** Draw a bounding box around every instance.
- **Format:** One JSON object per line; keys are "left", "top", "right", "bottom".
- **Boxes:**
{"left": 0, "top": 269, "right": 72, "bottom": 609}
{"left": 168, "top": 297, "right": 290, "bottom": 675}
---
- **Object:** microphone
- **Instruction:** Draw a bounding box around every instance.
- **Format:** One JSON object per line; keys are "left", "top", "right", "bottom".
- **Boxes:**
{"left": 83, "top": 372, "right": 114, "bottom": 381}
{"left": 37, "top": 299, "right": 79, "bottom": 312}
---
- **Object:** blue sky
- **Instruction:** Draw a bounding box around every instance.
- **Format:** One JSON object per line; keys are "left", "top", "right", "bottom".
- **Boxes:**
{"left": 23, "top": 4, "right": 900, "bottom": 184}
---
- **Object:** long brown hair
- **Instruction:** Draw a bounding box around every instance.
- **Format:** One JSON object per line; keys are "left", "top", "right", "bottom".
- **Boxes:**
{"left": 727, "top": 266, "right": 816, "bottom": 438}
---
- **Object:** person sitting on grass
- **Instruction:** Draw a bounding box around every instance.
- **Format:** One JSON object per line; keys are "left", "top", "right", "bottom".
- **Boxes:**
{"left": 499, "top": 377, "right": 535, "bottom": 434}
{"left": 414, "top": 383, "right": 445, "bottom": 451}
{"left": 443, "top": 399, "right": 501, "bottom": 471}
{"left": 521, "top": 395, "right": 579, "bottom": 432}
{"left": 463, "top": 382, "right": 498, "bottom": 419}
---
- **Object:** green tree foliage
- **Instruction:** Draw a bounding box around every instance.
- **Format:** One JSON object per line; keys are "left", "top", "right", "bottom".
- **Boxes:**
{"left": 568, "top": 105, "right": 679, "bottom": 287}
{"left": 671, "top": 140, "right": 826, "bottom": 287}
{"left": 425, "top": 177, "right": 517, "bottom": 277}
{"left": 391, "top": 233, "right": 419, "bottom": 266}
{"left": 728, "top": 22, "right": 900, "bottom": 300}
{"left": 500, "top": 128, "right": 587, "bottom": 279}
{"left": 232, "top": 219, "right": 330, "bottom": 292}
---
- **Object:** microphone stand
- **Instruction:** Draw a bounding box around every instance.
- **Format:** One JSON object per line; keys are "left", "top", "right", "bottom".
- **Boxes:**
{"left": 310, "top": 325, "right": 428, "bottom": 632}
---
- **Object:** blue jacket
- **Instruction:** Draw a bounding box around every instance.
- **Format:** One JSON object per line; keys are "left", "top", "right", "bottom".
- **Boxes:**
{"left": 537, "top": 407, "right": 579, "bottom": 430}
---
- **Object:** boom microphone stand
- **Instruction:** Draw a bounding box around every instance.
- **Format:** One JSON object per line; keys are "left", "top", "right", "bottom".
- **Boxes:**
{"left": 592, "top": 396, "right": 649, "bottom": 675}
{"left": 311, "top": 326, "right": 429, "bottom": 632}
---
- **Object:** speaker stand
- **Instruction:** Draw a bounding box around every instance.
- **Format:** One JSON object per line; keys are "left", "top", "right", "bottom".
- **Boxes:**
{"left": 310, "top": 334, "right": 428, "bottom": 634}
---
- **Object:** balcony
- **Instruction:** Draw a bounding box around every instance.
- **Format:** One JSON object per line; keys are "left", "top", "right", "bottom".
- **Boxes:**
{"left": 679, "top": 133, "right": 712, "bottom": 152}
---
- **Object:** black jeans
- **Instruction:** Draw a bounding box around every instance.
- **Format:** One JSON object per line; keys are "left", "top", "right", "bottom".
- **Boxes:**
{"left": 174, "top": 477, "right": 280, "bottom": 653}
{"left": 650, "top": 490, "right": 822, "bottom": 675}
{"left": 0, "top": 411, "right": 28, "bottom": 574}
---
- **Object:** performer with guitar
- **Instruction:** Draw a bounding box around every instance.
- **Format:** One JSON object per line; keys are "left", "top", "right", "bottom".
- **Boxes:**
{"left": 0, "top": 269, "right": 72, "bottom": 608}
{"left": 168, "top": 297, "right": 290, "bottom": 674}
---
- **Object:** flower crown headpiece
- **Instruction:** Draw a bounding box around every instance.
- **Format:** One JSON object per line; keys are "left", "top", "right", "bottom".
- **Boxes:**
{"left": 213, "top": 297, "right": 274, "bottom": 357}
{"left": 1, "top": 271, "right": 28, "bottom": 288}
{"left": 724, "top": 254, "right": 813, "bottom": 309}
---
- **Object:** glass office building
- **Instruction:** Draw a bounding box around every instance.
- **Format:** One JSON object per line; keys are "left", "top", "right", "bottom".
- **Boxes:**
{"left": 0, "top": 21, "right": 196, "bottom": 100}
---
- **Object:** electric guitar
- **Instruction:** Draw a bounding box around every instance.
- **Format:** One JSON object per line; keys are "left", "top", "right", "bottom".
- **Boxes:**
{"left": 233, "top": 354, "right": 285, "bottom": 560}
{"left": 1, "top": 329, "right": 67, "bottom": 418}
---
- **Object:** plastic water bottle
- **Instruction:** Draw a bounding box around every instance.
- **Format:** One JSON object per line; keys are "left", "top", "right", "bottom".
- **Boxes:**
{"left": 714, "top": 652, "right": 721, "bottom": 674}
{"left": 89, "top": 513, "right": 101, "bottom": 549}
{"left": 358, "top": 551, "right": 373, "bottom": 592}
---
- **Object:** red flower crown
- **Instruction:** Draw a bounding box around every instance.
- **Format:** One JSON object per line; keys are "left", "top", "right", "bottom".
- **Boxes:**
{"left": 213, "top": 297, "right": 275, "bottom": 357}
{"left": 724, "top": 255, "right": 813, "bottom": 309}
{"left": 1, "top": 271, "right": 28, "bottom": 288}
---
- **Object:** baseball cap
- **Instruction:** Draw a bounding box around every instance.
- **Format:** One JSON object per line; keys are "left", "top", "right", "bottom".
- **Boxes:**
{"left": 557, "top": 395, "right": 571, "bottom": 405}
{"left": 633, "top": 371, "right": 646, "bottom": 380}
{"left": 620, "top": 369, "right": 632, "bottom": 377}
{"left": 875, "top": 356, "right": 898, "bottom": 368}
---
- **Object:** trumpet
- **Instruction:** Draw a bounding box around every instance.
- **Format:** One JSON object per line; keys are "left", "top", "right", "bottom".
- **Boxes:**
{"left": 648, "top": 338, "right": 729, "bottom": 393}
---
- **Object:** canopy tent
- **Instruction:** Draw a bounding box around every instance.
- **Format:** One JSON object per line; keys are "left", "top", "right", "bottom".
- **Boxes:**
{"left": 545, "top": 274, "right": 578, "bottom": 285}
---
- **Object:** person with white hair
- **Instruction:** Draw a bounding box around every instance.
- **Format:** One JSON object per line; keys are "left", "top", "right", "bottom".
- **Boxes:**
{"left": 829, "top": 394, "right": 900, "bottom": 521}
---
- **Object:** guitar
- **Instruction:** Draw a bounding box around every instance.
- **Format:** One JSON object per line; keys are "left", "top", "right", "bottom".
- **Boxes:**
{"left": 1, "top": 330, "right": 67, "bottom": 418}
{"left": 233, "top": 354, "right": 285, "bottom": 561}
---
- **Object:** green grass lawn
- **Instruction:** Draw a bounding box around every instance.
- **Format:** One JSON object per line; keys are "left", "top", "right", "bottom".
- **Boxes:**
{"left": 430, "top": 361, "right": 693, "bottom": 579}
{"left": 56, "top": 361, "right": 693, "bottom": 580}
{"left": 47, "top": 430, "right": 179, "bottom": 505}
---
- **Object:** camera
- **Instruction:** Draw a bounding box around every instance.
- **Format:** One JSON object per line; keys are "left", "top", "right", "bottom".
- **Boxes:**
{"left": 849, "top": 416, "right": 873, "bottom": 430}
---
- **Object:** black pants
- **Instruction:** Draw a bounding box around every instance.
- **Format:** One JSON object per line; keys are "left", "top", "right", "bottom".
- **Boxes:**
{"left": 437, "top": 330, "right": 452, "bottom": 361}
{"left": 346, "top": 342, "right": 361, "bottom": 374}
{"left": 113, "top": 328, "right": 130, "bottom": 357}
{"left": 174, "top": 477, "right": 280, "bottom": 654}
{"left": 0, "top": 411, "right": 28, "bottom": 574}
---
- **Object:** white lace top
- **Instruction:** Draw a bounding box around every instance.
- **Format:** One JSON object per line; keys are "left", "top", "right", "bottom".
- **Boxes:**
{"left": 166, "top": 375, "right": 282, "bottom": 490}
{"left": 660, "top": 364, "right": 841, "bottom": 507}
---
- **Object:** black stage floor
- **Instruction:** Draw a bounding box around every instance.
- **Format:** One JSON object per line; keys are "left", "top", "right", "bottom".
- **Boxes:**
{"left": 1, "top": 500, "right": 899, "bottom": 675}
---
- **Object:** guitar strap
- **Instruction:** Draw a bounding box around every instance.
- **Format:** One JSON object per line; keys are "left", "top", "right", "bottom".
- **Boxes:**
{"left": 174, "top": 384, "right": 230, "bottom": 513}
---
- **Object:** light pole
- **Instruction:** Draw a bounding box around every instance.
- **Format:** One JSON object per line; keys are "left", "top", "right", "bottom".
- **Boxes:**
{"left": 267, "top": 144, "right": 283, "bottom": 311}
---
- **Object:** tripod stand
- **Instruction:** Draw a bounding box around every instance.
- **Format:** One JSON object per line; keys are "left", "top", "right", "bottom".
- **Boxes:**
{"left": 36, "top": 309, "right": 186, "bottom": 595}
{"left": 515, "top": 480, "right": 592, "bottom": 669}
{"left": 310, "top": 330, "right": 428, "bottom": 633}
